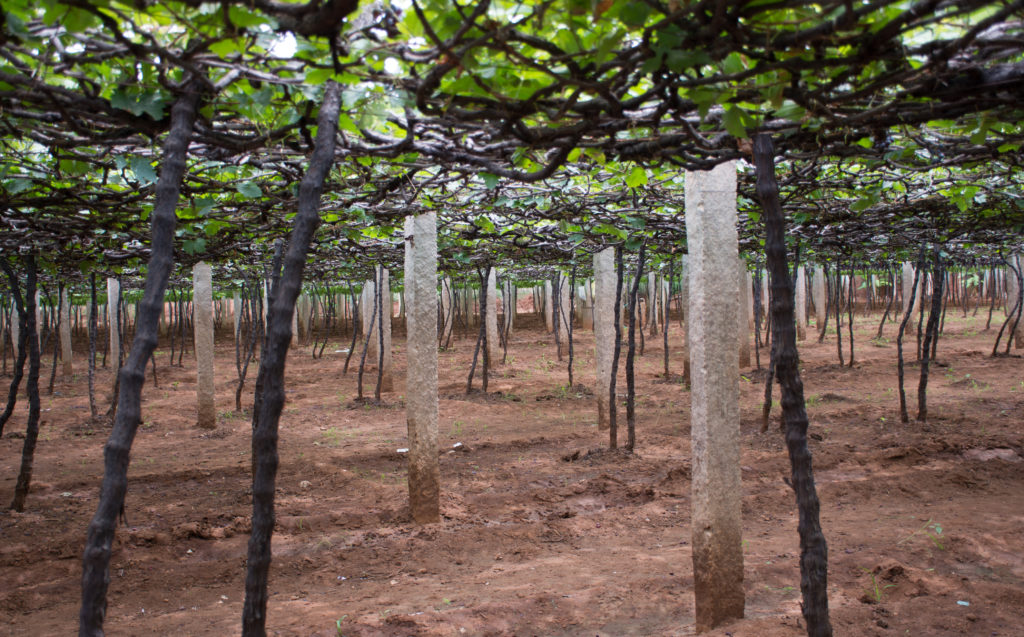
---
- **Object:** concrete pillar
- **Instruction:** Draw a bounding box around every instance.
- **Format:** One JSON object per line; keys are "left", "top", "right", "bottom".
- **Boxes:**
{"left": 362, "top": 279, "right": 378, "bottom": 361}
{"left": 232, "top": 291, "right": 242, "bottom": 340}
{"left": 685, "top": 161, "right": 745, "bottom": 631}
{"left": 543, "top": 280, "right": 554, "bottom": 332}
{"left": 486, "top": 268, "right": 499, "bottom": 362}
{"left": 558, "top": 272, "right": 572, "bottom": 336}
{"left": 404, "top": 213, "right": 440, "bottom": 523}
{"left": 60, "top": 288, "right": 72, "bottom": 376}
{"left": 902, "top": 262, "right": 916, "bottom": 316}
{"left": 581, "top": 278, "right": 594, "bottom": 330}
{"left": 593, "top": 248, "right": 615, "bottom": 430}
{"left": 501, "top": 277, "right": 516, "bottom": 337}
{"left": 648, "top": 272, "right": 658, "bottom": 335}
{"left": 1007, "top": 256, "right": 1023, "bottom": 348}
{"left": 738, "top": 260, "right": 751, "bottom": 368}
{"left": 193, "top": 262, "right": 216, "bottom": 429}
{"left": 796, "top": 266, "right": 807, "bottom": 341}
{"left": 760, "top": 270, "right": 769, "bottom": 320}
{"left": 10, "top": 300, "right": 19, "bottom": 356}
{"left": 440, "top": 277, "right": 453, "bottom": 345}
{"left": 290, "top": 301, "right": 299, "bottom": 347}
{"left": 378, "top": 267, "right": 393, "bottom": 391}
{"left": 107, "top": 277, "right": 120, "bottom": 366}
{"left": 262, "top": 280, "right": 269, "bottom": 324}
{"left": 680, "top": 255, "right": 691, "bottom": 381}
{"left": 745, "top": 269, "right": 755, "bottom": 331}
{"left": 813, "top": 266, "right": 827, "bottom": 327}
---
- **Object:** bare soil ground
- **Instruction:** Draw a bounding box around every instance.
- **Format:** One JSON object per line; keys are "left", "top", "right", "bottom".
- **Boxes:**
{"left": 1, "top": 308, "right": 1023, "bottom": 636}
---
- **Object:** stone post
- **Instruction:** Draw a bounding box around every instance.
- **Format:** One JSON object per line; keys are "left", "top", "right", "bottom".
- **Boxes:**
{"left": 486, "top": 268, "right": 500, "bottom": 362}
{"left": 761, "top": 270, "right": 769, "bottom": 321}
{"left": 193, "top": 262, "right": 216, "bottom": 429}
{"left": 262, "top": 280, "right": 269, "bottom": 324}
{"left": 902, "top": 262, "right": 916, "bottom": 316}
{"left": 581, "top": 278, "right": 594, "bottom": 330}
{"left": 685, "top": 161, "right": 745, "bottom": 631}
{"left": 648, "top": 272, "right": 659, "bottom": 335}
{"left": 60, "top": 288, "right": 72, "bottom": 376}
{"left": 107, "top": 277, "right": 120, "bottom": 367}
{"left": 738, "top": 260, "right": 751, "bottom": 368}
{"left": 379, "top": 267, "right": 394, "bottom": 392}
{"left": 558, "top": 272, "right": 572, "bottom": 336}
{"left": 10, "top": 301, "right": 19, "bottom": 356}
{"left": 362, "top": 279, "right": 378, "bottom": 361}
{"left": 233, "top": 291, "right": 242, "bottom": 342}
{"left": 501, "top": 277, "right": 516, "bottom": 343}
{"left": 440, "top": 277, "right": 453, "bottom": 345}
{"left": 796, "top": 266, "right": 808, "bottom": 341}
{"left": 543, "top": 280, "right": 554, "bottom": 332}
{"left": 404, "top": 213, "right": 440, "bottom": 523}
{"left": 593, "top": 248, "right": 615, "bottom": 430}
{"left": 1007, "top": 255, "right": 1023, "bottom": 348}
{"left": 749, "top": 270, "right": 757, "bottom": 331}
{"left": 813, "top": 266, "right": 827, "bottom": 327}
{"left": 680, "top": 255, "right": 691, "bottom": 382}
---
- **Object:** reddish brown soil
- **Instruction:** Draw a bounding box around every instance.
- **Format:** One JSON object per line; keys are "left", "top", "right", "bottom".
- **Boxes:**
{"left": 2, "top": 309, "right": 1023, "bottom": 636}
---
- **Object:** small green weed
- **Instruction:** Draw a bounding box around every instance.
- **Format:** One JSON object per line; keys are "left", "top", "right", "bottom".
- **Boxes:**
{"left": 897, "top": 518, "right": 945, "bottom": 550}
{"left": 861, "top": 568, "right": 896, "bottom": 602}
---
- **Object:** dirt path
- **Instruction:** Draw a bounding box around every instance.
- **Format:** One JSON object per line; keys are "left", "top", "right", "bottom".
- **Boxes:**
{"left": 1, "top": 310, "right": 1022, "bottom": 636}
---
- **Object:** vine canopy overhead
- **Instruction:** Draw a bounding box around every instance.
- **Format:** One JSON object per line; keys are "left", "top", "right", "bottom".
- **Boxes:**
{"left": 1, "top": 0, "right": 1023, "bottom": 278}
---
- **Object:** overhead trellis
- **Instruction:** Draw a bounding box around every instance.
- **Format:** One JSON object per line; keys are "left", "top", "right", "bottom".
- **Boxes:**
{"left": 2, "top": 1, "right": 1024, "bottom": 284}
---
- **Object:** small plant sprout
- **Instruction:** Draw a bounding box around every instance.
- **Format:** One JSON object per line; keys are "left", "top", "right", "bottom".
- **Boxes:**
{"left": 861, "top": 568, "right": 896, "bottom": 602}
{"left": 897, "top": 518, "right": 946, "bottom": 550}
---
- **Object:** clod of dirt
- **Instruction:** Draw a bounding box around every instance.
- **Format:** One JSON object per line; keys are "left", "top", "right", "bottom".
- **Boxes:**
{"left": 963, "top": 447, "right": 1021, "bottom": 462}
{"left": 561, "top": 450, "right": 581, "bottom": 462}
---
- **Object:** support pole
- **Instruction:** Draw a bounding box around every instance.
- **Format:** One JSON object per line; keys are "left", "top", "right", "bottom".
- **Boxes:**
{"left": 193, "top": 262, "right": 215, "bottom": 429}
{"left": 404, "top": 213, "right": 440, "bottom": 523}
{"left": 685, "top": 160, "right": 745, "bottom": 631}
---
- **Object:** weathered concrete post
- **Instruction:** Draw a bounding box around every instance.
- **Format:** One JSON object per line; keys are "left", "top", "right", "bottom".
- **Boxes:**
{"left": 193, "top": 262, "right": 216, "bottom": 429}
{"left": 486, "top": 268, "right": 500, "bottom": 362}
{"left": 440, "top": 277, "right": 453, "bottom": 345}
{"left": 60, "top": 288, "right": 73, "bottom": 376}
{"left": 593, "top": 248, "right": 615, "bottom": 430}
{"left": 902, "top": 262, "right": 916, "bottom": 315}
{"left": 685, "top": 161, "right": 745, "bottom": 631}
{"left": 503, "top": 278, "right": 516, "bottom": 333}
{"left": 378, "top": 267, "right": 394, "bottom": 392}
{"left": 558, "top": 272, "right": 572, "bottom": 336}
{"left": 760, "top": 270, "right": 769, "bottom": 321}
{"left": 680, "top": 255, "right": 691, "bottom": 382}
{"left": 796, "top": 266, "right": 808, "bottom": 341}
{"left": 362, "top": 279, "right": 378, "bottom": 361}
{"left": 107, "top": 277, "right": 120, "bottom": 367}
{"left": 232, "top": 291, "right": 242, "bottom": 343}
{"left": 813, "top": 266, "right": 827, "bottom": 327}
{"left": 10, "top": 300, "right": 19, "bottom": 356}
{"left": 738, "top": 260, "right": 751, "bottom": 367}
{"left": 581, "top": 278, "right": 594, "bottom": 330}
{"left": 543, "top": 280, "right": 554, "bottom": 332}
{"left": 404, "top": 213, "right": 440, "bottom": 523}
{"left": 1007, "top": 255, "right": 1023, "bottom": 348}
{"left": 745, "top": 269, "right": 755, "bottom": 331}
{"left": 648, "top": 272, "right": 659, "bottom": 335}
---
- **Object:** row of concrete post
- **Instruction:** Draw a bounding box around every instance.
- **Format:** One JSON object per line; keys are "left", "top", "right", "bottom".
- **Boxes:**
{"left": 5, "top": 165, "right": 1023, "bottom": 632}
